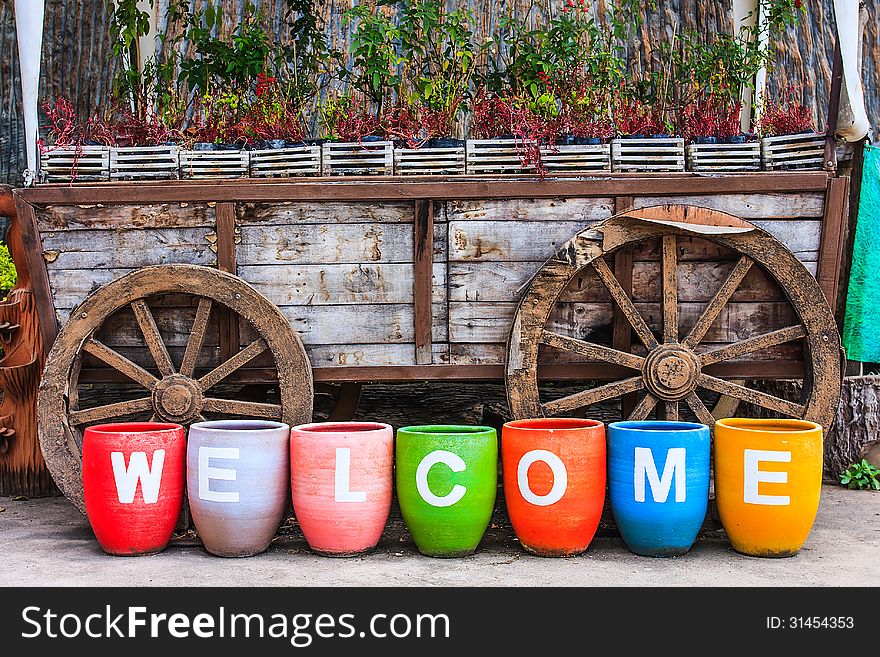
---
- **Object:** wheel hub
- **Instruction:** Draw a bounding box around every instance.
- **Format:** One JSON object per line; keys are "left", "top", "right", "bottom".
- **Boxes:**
{"left": 151, "top": 374, "right": 204, "bottom": 423}
{"left": 643, "top": 344, "right": 700, "bottom": 401}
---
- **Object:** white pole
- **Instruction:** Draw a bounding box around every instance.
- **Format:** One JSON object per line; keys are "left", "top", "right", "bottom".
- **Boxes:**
{"left": 833, "top": 0, "right": 870, "bottom": 141}
{"left": 733, "top": 0, "right": 764, "bottom": 132}
{"left": 14, "top": 0, "right": 46, "bottom": 186}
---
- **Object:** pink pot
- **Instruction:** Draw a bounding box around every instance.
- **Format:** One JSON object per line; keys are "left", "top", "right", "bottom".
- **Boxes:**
{"left": 290, "top": 422, "right": 393, "bottom": 556}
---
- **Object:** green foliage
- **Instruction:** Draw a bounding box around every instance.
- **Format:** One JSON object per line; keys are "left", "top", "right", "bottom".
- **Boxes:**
{"left": 394, "top": 0, "right": 477, "bottom": 114}
{"left": 107, "top": 0, "right": 154, "bottom": 111}
{"left": 179, "top": 5, "right": 273, "bottom": 93}
{"left": 840, "top": 460, "right": 880, "bottom": 491}
{"left": 0, "top": 243, "right": 17, "bottom": 301}
{"left": 279, "top": 0, "right": 339, "bottom": 109}
{"left": 342, "top": 5, "right": 402, "bottom": 114}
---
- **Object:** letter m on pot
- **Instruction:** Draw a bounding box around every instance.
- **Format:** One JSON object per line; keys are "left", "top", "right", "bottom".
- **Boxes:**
{"left": 634, "top": 447, "right": 686, "bottom": 503}
{"left": 111, "top": 451, "right": 166, "bottom": 504}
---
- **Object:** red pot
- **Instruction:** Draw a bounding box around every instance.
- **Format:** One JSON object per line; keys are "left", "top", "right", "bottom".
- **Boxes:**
{"left": 82, "top": 422, "right": 185, "bottom": 556}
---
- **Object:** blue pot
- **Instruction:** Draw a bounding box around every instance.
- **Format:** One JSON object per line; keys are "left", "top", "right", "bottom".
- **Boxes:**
{"left": 193, "top": 142, "right": 218, "bottom": 151}
{"left": 724, "top": 134, "right": 747, "bottom": 144}
{"left": 692, "top": 136, "right": 717, "bottom": 144}
{"left": 575, "top": 136, "right": 603, "bottom": 145}
{"left": 361, "top": 135, "right": 384, "bottom": 143}
{"left": 607, "top": 420, "right": 710, "bottom": 557}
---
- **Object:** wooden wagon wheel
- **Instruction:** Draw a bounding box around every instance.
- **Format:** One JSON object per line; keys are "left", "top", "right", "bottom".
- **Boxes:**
{"left": 38, "top": 264, "right": 314, "bottom": 514}
{"left": 506, "top": 205, "right": 842, "bottom": 429}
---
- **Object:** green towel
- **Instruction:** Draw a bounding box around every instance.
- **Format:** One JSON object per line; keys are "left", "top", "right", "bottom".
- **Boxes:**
{"left": 843, "top": 144, "right": 880, "bottom": 362}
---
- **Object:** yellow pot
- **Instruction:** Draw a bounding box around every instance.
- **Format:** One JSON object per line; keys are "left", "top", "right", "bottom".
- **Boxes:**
{"left": 714, "top": 418, "right": 823, "bottom": 558}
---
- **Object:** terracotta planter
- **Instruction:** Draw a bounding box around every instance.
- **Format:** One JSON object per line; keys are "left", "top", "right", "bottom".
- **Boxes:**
{"left": 186, "top": 420, "right": 290, "bottom": 557}
{"left": 502, "top": 418, "right": 606, "bottom": 557}
{"left": 396, "top": 425, "right": 497, "bottom": 558}
{"left": 714, "top": 417, "right": 823, "bottom": 557}
{"left": 290, "top": 421, "right": 393, "bottom": 556}
{"left": 82, "top": 422, "right": 185, "bottom": 556}
{"left": 607, "top": 420, "right": 710, "bottom": 557}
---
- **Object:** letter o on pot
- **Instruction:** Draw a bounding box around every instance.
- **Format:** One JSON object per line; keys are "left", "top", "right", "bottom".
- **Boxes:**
{"left": 502, "top": 418, "right": 606, "bottom": 557}
{"left": 187, "top": 419, "right": 290, "bottom": 557}
{"left": 82, "top": 422, "right": 185, "bottom": 556}
{"left": 290, "top": 421, "right": 393, "bottom": 556}
{"left": 396, "top": 425, "right": 497, "bottom": 558}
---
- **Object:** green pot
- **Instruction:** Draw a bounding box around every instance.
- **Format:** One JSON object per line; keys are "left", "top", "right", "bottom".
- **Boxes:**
{"left": 396, "top": 425, "right": 498, "bottom": 558}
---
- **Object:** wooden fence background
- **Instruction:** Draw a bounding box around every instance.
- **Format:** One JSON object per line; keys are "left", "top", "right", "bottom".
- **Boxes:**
{"left": 1, "top": 0, "right": 876, "bottom": 185}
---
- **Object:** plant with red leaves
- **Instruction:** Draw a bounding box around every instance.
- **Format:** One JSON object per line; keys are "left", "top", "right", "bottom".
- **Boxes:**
{"left": 383, "top": 104, "right": 423, "bottom": 147}
{"left": 42, "top": 97, "right": 114, "bottom": 149}
{"left": 41, "top": 97, "right": 115, "bottom": 182}
{"left": 613, "top": 94, "right": 664, "bottom": 136}
{"left": 470, "top": 91, "right": 512, "bottom": 139}
{"left": 680, "top": 95, "right": 745, "bottom": 140}
{"left": 242, "top": 75, "right": 306, "bottom": 144}
{"left": 716, "top": 101, "right": 744, "bottom": 138}
{"left": 757, "top": 87, "right": 816, "bottom": 137}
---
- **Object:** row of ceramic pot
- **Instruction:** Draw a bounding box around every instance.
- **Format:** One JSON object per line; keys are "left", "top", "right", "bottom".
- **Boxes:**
{"left": 81, "top": 416, "right": 823, "bottom": 560}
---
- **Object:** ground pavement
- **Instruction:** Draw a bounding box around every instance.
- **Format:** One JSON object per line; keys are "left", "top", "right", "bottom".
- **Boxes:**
{"left": 1, "top": 485, "right": 877, "bottom": 587}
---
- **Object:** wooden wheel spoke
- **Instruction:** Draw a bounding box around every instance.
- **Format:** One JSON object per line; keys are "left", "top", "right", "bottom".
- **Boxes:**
{"left": 542, "top": 376, "right": 644, "bottom": 415}
{"left": 70, "top": 398, "right": 153, "bottom": 426}
{"left": 198, "top": 338, "right": 268, "bottom": 391}
{"left": 131, "top": 299, "right": 176, "bottom": 377}
{"left": 697, "top": 374, "right": 805, "bottom": 417}
{"left": 661, "top": 235, "right": 678, "bottom": 343}
{"left": 663, "top": 401, "right": 679, "bottom": 421}
{"left": 682, "top": 255, "right": 753, "bottom": 349}
{"left": 699, "top": 325, "right": 808, "bottom": 367}
{"left": 592, "top": 257, "right": 658, "bottom": 350}
{"left": 202, "top": 398, "right": 282, "bottom": 419}
{"left": 540, "top": 330, "right": 644, "bottom": 370}
{"left": 628, "top": 393, "right": 657, "bottom": 420}
{"left": 180, "top": 298, "right": 213, "bottom": 377}
{"left": 686, "top": 393, "right": 714, "bottom": 425}
{"left": 82, "top": 338, "right": 158, "bottom": 390}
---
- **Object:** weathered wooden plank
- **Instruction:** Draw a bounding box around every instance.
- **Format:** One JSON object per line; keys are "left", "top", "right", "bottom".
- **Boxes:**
{"left": 237, "top": 201, "right": 420, "bottom": 226}
{"left": 239, "top": 222, "right": 446, "bottom": 265}
{"left": 307, "top": 343, "right": 450, "bottom": 367}
{"left": 34, "top": 203, "right": 215, "bottom": 231}
{"left": 448, "top": 220, "right": 598, "bottom": 262}
{"left": 448, "top": 259, "right": 815, "bottom": 304}
{"left": 413, "top": 200, "right": 435, "bottom": 365}
{"left": 242, "top": 303, "right": 449, "bottom": 346}
{"left": 449, "top": 301, "right": 797, "bottom": 344}
{"left": 241, "top": 263, "right": 446, "bottom": 305}
{"left": 448, "top": 219, "right": 821, "bottom": 262}
{"left": 445, "top": 197, "right": 614, "bottom": 222}
{"left": 631, "top": 193, "right": 826, "bottom": 219}
{"left": 41, "top": 228, "right": 216, "bottom": 270}
{"left": 449, "top": 341, "right": 803, "bottom": 366}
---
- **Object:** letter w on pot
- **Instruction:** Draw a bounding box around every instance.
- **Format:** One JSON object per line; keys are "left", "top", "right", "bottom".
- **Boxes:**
{"left": 634, "top": 447, "right": 686, "bottom": 503}
{"left": 110, "top": 451, "right": 165, "bottom": 504}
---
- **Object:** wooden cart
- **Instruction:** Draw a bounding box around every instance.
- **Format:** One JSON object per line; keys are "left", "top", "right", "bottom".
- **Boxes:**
{"left": 10, "top": 171, "right": 847, "bottom": 512}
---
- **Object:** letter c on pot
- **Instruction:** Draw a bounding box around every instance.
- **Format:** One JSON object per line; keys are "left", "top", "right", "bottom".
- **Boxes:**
{"left": 416, "top": 450, "right": 467, "bottom": 507}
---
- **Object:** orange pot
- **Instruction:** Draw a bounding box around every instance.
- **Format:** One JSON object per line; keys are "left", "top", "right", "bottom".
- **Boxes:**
{"left": 502, "top": 418, "right": 606, "bottom": 557}
{"left": 714, "top": 418, "right": 823, "bottom": 558}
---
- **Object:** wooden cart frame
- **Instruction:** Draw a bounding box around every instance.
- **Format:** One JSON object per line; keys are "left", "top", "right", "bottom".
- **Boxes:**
{"left": 9, "top": 171, "right": 848, "bottom": 510}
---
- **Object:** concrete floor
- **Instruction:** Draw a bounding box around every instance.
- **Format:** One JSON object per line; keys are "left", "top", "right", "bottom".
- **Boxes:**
{"left": 1, "top": 484, "right": 878, "bottom": 587}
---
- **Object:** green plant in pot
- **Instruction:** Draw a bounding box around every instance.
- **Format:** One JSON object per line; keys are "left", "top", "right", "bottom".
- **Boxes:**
{"left": 342, "top": 3, "right": 401, "bottom": 132}
{"left": 393, "top": 0, "right": 477, "bottom": 148}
